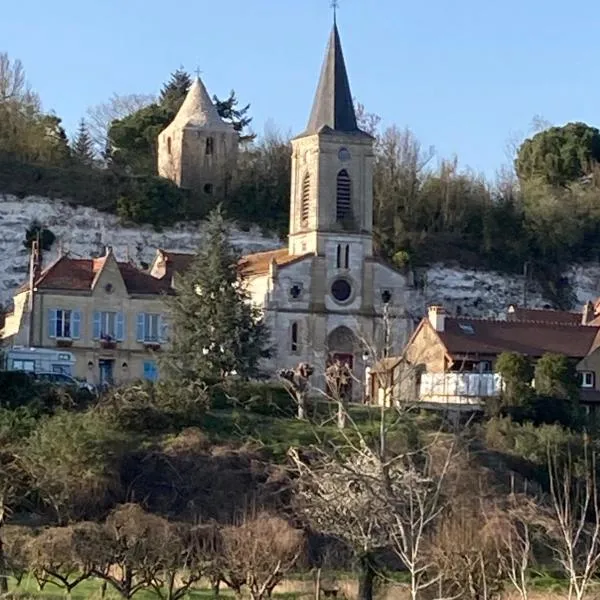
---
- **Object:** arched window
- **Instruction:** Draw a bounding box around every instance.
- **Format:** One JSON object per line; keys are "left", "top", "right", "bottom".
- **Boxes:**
{"left": 336, "top": 169, "right": 352, "bottom": 222}
{"left": 301, "top": 173, "right": 310, "bottom": 227}
{"left": 344, "top": 244, "right": 350, "bottom": 269}
{"left": 167, "top": 137, "right": 172, "bottom": 155}
{"left": 336, "top": 245, "right": 342, "bottom": 269}
{"left": 291, "top": 322, "right": 299, "bottom": 353}
{"left": 206, "top": 137, "right": 214, "bottom": 155}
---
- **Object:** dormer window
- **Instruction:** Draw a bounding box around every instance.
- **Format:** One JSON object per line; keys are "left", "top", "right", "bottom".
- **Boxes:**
{"left": 206, "top": 137, "right": 214, "bottom": 155}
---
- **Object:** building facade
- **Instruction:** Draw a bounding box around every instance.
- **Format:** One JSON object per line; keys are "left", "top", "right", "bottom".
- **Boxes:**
{"left": 157, "top": 76, "right": 238, "bottom": 192}
{"left": 238, "top": 23, "right": 413, "bottom": 399}
{"left": 2, "top": 248, "right": 172, "bottom": 386}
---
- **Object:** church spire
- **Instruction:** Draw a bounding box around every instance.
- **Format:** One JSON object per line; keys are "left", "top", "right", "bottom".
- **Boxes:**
{"left": 305, "top": 21, "right": 362, "bottom": 136}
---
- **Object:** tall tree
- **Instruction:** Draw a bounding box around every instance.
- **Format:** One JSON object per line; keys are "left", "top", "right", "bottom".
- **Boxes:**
{"left": 159, "top": 68, "right": 192, "bottom": 113}
{"left": 71, "top": 118, "right": 95, "bottom": 166}
{"left": 162, "top": 207, "right": 271, "bottom": 381}
{"left": 515, "top": 122, "right": 600, "bottom": 186}
{"left": 213, "top": 90, "right": 255, "bottom": 142}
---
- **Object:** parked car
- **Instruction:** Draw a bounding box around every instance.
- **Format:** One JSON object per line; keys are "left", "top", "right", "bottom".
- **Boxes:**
{"left": 32, "top": 372, "right": 96, "bottom": 395}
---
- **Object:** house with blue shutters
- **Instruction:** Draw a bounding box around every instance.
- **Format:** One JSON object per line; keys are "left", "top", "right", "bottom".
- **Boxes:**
{"left": 2, "top": 245, "right": 172, "bottom": 386}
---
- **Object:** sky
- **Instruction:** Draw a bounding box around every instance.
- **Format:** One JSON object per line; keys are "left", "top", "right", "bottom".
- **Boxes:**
{"left": 3, "top": 0, "right": 600, "bottom": 180}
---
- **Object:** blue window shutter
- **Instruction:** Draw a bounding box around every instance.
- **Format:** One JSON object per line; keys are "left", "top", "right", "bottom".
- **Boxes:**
{"left": 71, "top": 311, "right": 81, "bottom": 339}
{"left": 93, "top": 312, "right": 101, "bottom": 340}
{"left": 136, "top": 314, "right": 145, "bottom": 342}
{"left": 143, "top": 361, "right": 158, "bottom": 382}
{"left": 48, "top": 309, "right": 57, "bottom": 339}
{"left": 116, "top": 313, "right": 125, "bottom": 341}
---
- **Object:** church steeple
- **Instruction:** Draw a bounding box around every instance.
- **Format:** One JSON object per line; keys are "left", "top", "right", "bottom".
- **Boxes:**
{"left": 304, "top": 22, "right": 365, "bottom": 136}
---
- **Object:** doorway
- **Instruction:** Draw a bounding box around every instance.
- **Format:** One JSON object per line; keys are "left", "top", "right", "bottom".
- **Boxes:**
{"left": 99, "top": 359, "right": 115, "bottom": 387}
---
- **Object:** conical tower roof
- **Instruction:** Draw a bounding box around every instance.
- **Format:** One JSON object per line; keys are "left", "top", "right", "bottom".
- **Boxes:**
{"left": 303, "top": 22, "right": 369, "bottom": 137}
{"left": 170, "top": 76, "right": 233, "bottom": 132}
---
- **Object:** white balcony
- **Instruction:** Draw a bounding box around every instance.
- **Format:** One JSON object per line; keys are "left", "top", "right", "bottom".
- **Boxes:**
{"left": 418, "top": 372, "right": 503, "bottom": 406}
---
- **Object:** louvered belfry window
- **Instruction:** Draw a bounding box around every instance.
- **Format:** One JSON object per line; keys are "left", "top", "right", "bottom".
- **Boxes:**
{"left": 336, "top": 169, "right": 351, "bottom": 221}
{"left": 301, "top": 173, "right": 310, "bottom": 226}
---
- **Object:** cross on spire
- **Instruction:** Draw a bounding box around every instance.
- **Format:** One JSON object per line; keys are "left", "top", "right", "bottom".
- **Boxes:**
{"left": 331, "top": 0, "right": 339, "bottom": 23}
{"left": 195, "top": 67, "right": 202, "bottom": 78}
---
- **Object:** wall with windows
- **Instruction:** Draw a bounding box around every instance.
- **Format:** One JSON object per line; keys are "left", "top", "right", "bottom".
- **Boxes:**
{"left": 29, "top": 291, "right": 168, "bottom": 385}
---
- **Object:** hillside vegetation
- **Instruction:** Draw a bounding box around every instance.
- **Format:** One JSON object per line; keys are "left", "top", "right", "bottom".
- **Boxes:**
{"left": 3, "top": 54, "right": 600, "bottom": 306}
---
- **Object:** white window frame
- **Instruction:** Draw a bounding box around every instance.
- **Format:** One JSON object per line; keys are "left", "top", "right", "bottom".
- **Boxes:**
{"left": 12, "top": 359, "right": 35, "bottom": 372}
{"left": 143, "top": 313, "right": 161, "bottom": 342}
{"left": 581, "top": 371, "right": 595, "bottom": 389}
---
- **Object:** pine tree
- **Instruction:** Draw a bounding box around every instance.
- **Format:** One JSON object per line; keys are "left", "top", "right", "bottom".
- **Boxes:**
{"left": 159, "top": 68, "right": 192, "bottom": 113}
{"left": 162, "top": 207, "right": 271, "bottom": 381}
{"left": 213, "top": 90, "right": 255, "bottom": 142}
{"left": 71, "top": 118, "right": 95, "bottom": 166}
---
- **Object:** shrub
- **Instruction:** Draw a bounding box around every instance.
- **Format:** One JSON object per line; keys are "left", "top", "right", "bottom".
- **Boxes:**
{"left": 22, "top": 409, "right": 127, "bottom": 521}
{"left": 100, "top": 379, "right": 209, "bottom": 433}
{"left": 211, "top": 380, "right": 297, "bottom": 417}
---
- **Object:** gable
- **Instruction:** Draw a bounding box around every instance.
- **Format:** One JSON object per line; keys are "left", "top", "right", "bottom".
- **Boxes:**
{"left": 91, "top": 255, "right": 128, "bottom": 298}
{"left": 403, "top": 320, "right": 450, "bottom": 372}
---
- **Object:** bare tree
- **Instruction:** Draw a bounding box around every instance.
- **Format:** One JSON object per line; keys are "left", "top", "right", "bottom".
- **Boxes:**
{"left": 26, "top": 525, "right": 95, "bottom": 596}
{"left": 3, "top": 526, "right": 35, "bottom": 589}
{"left": 488, "top": 492, "right": 539, "bottom": 600}
{"left": 86, "top": 92, "right": 155, "bottom": 154}
{"left": 324, "top": 359, "right": 352, "bottom": 429}
{"left": 389, "top": 444, "right": 455, "bottom": 600}
{"left": 430, "top": 502, "right": 505, "bottom": 600}
{"left": 221, "top": 513, "right": 305, "bottom": 600}
{"left": 279, "top": 363, "right": 314, "bottom": 420}
{"left": 0, "top": 52, "right": 38, "bottom": 105}
{"left": 544, "top": 440, "right": 600, "bottom": 600}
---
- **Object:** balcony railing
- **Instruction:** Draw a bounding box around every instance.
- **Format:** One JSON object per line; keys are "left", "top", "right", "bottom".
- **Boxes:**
{"left": 418, "top": 372, "right": 503, "bottom": 406}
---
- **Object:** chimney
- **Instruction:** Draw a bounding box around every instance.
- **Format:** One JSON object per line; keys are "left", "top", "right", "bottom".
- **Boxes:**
{"left": 428, "top": 305, "right": 446, "bottom": 332}
{"left": 582, "top": 301, "right": 595, "bottom": 325}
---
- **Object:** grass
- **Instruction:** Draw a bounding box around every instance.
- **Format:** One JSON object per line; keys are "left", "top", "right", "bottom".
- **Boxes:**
{"left": 7, "top": 576, "right": 300, "bottom": 599}
{"left": 197, "top": 404, "right": 433, "bottom": 459}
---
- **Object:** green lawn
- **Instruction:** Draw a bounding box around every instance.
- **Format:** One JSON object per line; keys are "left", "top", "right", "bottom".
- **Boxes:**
{"left": 7, "top": 576, "right": 300, "bottom": 599}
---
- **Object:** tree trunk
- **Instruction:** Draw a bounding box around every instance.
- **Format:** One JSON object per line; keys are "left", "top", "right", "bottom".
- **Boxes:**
{"left": 314, "top": 567, "right": 321, "bottom": 600}
{"left": 0, "top": 530, "right": 8, "bottom": 594}
{"left": 337, "top": 401, "right": 346, "bottom": 429}
{"left": 357, "top": 554, "right": 375, "bottom": 600}
{"left": 297, "top": 392, "right": 306, "bottom": 420}
{"left": 212, "top": 578, "right": 220, "bottom": 597}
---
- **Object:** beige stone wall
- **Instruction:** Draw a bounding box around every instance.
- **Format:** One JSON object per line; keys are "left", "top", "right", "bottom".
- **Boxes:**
{"left": 27, "top": 277, "right": 168, "bottom": 385}
{"left": 405, "top": 322, "right": 448, "bottom": 372}
{"left": 157, "top": 126, "right": 238, "bottom": 191}
{"left": 577, "top": 347, "right": 600, "bottom": 390}
{"left": 288, "top": 132, "right": 374, "bottom": 257}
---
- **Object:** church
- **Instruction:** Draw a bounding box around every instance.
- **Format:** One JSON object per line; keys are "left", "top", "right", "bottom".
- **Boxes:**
{"left": 157, "top": 21, "right": 413, "bottom": 399}
{"left": 240, "top": 22, "right": 412, "bottom": 398}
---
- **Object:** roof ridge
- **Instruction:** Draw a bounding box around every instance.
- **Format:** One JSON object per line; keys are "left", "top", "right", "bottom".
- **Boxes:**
{"left": 452, "top": 315, "right": 592, "bottom": 328}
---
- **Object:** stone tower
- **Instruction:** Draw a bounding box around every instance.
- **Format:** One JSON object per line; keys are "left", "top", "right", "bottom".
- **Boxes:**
{"left": 157, "top": 76, "right": 238, "bottom": 193}
{"left": 288, "top": 22, "right": 375, "bottom": 258}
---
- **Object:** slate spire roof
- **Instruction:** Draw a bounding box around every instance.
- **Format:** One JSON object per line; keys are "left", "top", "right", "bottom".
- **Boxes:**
{"left": 304, "top": 22, "right": 368, "bottom": 137}
{"left": 170, "top": 76, "right": 233, "bottom": 132}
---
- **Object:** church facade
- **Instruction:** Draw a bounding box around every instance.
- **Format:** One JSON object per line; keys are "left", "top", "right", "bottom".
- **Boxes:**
{"left": 241, "top": 23, "right": 413, "bottom": 399}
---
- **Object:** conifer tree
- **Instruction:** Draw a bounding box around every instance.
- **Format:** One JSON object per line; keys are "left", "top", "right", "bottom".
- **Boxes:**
{"left": 159, "top": 68, "right": 192, "bottom": 113}
{"left": 71, "top": 118, "right": 95, "bottom": 166}
{"left": 162, "top": 207, "right": 271, "bottom": 381}
{"left": 213, "top": 90, "right": 255, "bottom": 142}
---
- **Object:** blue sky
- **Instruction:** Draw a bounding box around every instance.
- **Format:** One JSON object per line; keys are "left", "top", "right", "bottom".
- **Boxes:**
{"left": 3, "top": 0, "right": 600, "bottom": 179}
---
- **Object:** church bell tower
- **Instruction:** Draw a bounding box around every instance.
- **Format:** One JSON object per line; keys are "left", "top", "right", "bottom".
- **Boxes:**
{"left": 288, "top": 21, "right": 375, "bottom": 258}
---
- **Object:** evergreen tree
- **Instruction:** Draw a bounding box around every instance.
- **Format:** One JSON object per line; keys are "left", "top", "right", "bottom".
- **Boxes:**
{"left": 213, "top": 90, "right": 255, "bottom": 142}
{"left": 162, "top": 207, "right": 271, "bottom": 381}
{"left": 159, "top": 68, "right": 192, "bottom": 113}
{"left": 71, "top": 118, "right": 95, "bottom": 166}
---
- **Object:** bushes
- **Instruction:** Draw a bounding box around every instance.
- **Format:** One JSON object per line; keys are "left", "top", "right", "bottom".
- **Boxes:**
{"left": 99, "top": 379, "right": 210, "bottom": 433}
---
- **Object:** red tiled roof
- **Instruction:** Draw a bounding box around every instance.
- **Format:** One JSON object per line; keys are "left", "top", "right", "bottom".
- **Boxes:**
{"left": 507, "top": 306, "right": 582, "bottom": 325}
{"left": 21, "top": 255, "right": 172, "bottom": 296}
{"left": 240, "top": 248, "right": 312, "bottom": 276}
{"left": 438, "top": 317, "right": 600, "bottom": 359}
